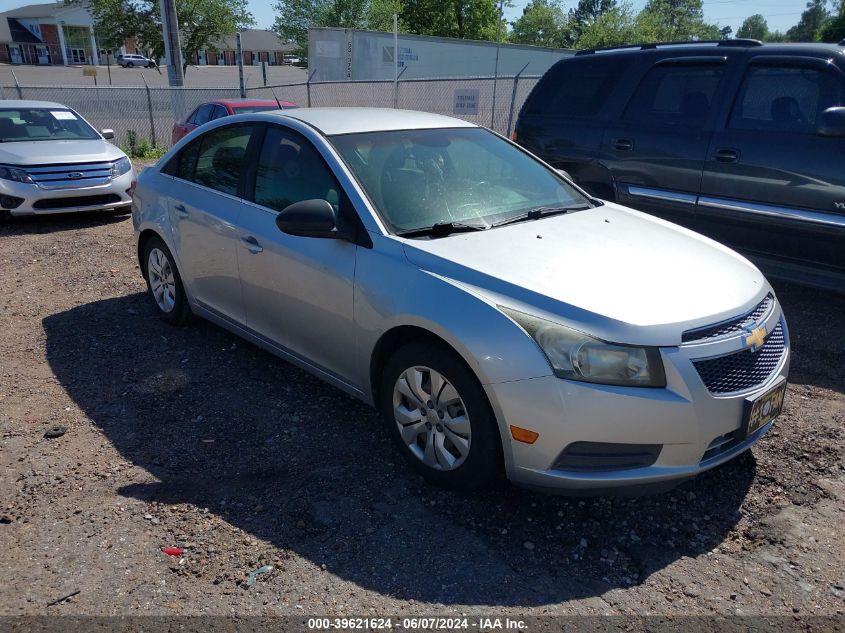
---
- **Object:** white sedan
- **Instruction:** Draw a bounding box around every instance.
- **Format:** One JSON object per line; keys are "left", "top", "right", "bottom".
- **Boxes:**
{"left": 0, "top": 100, "right": 133, "bottom": 219}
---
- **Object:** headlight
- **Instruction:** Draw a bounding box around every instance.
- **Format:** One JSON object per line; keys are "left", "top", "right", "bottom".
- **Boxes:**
{"left": 500, "top": 307, "right": 666, "bottom": 387}
{"left": 0, "top": 165, "right": 33, "bottom": 184}
{"left": 111, "top": 156, "right": 131, "bottom": 178}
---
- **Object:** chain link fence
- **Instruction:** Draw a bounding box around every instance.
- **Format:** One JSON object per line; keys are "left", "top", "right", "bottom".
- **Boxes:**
{"left": 0, "top": 75, "right": 540, "bottom": 150}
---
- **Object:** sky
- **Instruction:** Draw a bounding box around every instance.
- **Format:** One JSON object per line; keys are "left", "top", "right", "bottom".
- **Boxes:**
{"left": 0, "top": 0, "right": 814, "bottom": 38}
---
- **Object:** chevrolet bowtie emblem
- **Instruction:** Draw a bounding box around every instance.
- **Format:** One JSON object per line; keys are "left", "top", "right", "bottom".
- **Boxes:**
{"left": 743, "top": 326, "right": 767, "bottom": 352}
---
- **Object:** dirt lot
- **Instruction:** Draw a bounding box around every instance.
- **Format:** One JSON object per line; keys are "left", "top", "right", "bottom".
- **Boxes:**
{"left": 0, "top": 209, "right": 844, "bottom": 622}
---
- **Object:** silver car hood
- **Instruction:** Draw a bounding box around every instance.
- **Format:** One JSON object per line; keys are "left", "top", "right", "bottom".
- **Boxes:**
{"left": 0, "top": 139, "right": 124, "bottom": 165}
{"left": 401, "top": 203, "right": 768, "bottom": 347}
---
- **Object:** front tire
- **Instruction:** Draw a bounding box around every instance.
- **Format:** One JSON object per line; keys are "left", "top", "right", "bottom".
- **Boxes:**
{"left": 380, "top": 341, "right": 503, "bottom": 490}
{"left": 142, "top": 236, "right": 192, "bottom": 325}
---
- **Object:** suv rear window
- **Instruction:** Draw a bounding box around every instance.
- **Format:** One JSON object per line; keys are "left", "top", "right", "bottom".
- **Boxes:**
{"left": 524, "top": 56, "right": 633, "bottom": 118}
{"left": 729, "top": 64, "right": 845, "bottom": 134}
{"left": 623, "top": 62, "right": 725, "bottom": 127}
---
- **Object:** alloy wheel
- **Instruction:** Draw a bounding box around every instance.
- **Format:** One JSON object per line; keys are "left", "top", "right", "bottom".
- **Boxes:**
{"left": 392, "top": 366, "right": 471, "bottom": 470}
{"left": 147, "top": 247, "right": 177, "bottom": 313}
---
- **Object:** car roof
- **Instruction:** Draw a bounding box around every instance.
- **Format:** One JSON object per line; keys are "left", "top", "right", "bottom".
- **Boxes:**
{"left": 268, "top": 107, "right": 477, "bottom": 135}
{"left": 574, "top": 41, "right": 845, "bottom": 59}
{"left": 216, "top": 99, "right": 294, "bottom": 107}
{"left": 0, "top": 100, "right": 70, "bottom": 109}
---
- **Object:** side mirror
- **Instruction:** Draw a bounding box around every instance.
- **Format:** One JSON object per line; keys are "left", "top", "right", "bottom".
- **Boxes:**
{"left": 816, "top": 107, "right": 845, "bottom": 137}
{"left": 275, "top": 199, "right": 351, "bottom": 240}
{"left": 101, "top": 129, "right": 115, "bottom": 140}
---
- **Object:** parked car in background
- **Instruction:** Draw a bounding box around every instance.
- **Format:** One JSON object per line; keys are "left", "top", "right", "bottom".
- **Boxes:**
{"left": 283, "top": 55, "right": 302, "bottom": 65}
{"left": 515, "top": 40, "right": 845, "bottom": 292}
{"left": 134, "top": 108, "right": 789, "bottom": 494}
{"left": 0, "top": 100, "right": 133, "bottom": 219}
{"left": 171, "top": 99, "right": 298, "bottom": 144}
{"left": 117, "top": 53, "right": 156, "bottom": 68}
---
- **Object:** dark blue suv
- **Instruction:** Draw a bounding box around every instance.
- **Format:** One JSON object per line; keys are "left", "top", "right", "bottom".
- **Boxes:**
{"left": 515, "top": 40, "right": 845, "bottom": 292}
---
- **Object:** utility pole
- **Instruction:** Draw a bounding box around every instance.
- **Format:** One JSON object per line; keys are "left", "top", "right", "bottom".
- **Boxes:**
{"left": 393, "top": 14, "right": 398, "bottom": 108}
{"left": 490, "top": 0, "right": 504, "bottom": 128}
{"left": 160, "top": 0, "right": 184, "bottom": 87}
{"left": 236, "top": 33, "right": 246, "bottom": 97}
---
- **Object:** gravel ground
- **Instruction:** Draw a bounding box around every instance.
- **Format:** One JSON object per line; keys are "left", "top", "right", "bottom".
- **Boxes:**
{"left": 0, "top": 209, "right": 844, "bottom": 620}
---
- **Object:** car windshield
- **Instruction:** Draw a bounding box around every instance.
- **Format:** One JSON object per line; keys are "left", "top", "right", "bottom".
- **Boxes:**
{"left": 0, "top": 108, "right": 100, "bottom": 142}
{"left": 232, "top": 105, "right": 292, "bottom": 114}
{"left": 329, "top": 127, "right": 591, "bottom": 233}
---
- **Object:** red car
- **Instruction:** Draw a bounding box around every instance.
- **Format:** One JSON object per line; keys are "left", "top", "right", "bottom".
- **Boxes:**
{"left": 171, "top": 99, "right": 297, "bottom": 144}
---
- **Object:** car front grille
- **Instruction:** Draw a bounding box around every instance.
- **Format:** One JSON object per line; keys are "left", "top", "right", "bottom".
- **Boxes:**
{"left": 553, "top": 442, "right": 662, "bottom": 472}
{"left": 692, "top": 319, "right": 786, "bottom": 395}
{"left": 27, "top": 162, "right": 114, "bottom": 190}
{"left": 700, "top": 430, "right": 742, "bottom": 463}
{"left": 32, "top": 194, "right": 122, "bottom": 210}
{"left": 682, "top": 293, "right": 774, "bottom": 343}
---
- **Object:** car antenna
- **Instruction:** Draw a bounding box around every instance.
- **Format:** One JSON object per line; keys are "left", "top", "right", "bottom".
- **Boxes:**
{"left": 271, "top": 88, "right": 283, "bottom": 110}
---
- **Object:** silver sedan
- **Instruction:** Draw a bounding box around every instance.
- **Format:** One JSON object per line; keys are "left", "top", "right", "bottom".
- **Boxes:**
{"left": 132, "top": 108, "right": 789, "bottom": 493}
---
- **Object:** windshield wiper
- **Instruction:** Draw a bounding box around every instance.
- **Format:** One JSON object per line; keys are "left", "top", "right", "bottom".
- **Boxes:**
{"left": 396, "top": 221, "right": 489, "bottom": 238}
{"left": 492, "top": 204, "right": 593, "bottom": 228}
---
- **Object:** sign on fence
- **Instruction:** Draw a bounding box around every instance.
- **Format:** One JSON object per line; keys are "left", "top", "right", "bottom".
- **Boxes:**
{"left": 453, "top": 88, "right": 479, "bottom": 115}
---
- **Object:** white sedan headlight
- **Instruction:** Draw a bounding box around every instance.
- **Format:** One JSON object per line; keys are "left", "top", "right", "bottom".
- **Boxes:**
{"left": 0, "top": 165, "right": 34, "bottom": 183}
{"left": 111, "top": 156, "right": 132, "bottom": 178}
{"left": 501, "top": 307, "right": 666, "bottom": 387}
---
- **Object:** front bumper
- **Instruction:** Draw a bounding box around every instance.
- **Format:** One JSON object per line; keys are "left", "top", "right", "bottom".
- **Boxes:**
{"left": 486, "top": 307, "right": 790, "bottom": 492}
{"left": 1, "top": 171, "right": 134, "bottom": 216}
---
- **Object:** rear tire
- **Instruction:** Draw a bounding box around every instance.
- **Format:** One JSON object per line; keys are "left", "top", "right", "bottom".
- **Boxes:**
{"left": 142, "top": 236, "right": 192, "bottom": 325}
{"left": 379, "top": 341, "right": 503, "bottom": 490}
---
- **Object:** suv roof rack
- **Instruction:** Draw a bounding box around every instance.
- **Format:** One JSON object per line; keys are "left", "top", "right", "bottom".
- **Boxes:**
{"left": 575, "top": 39, "right": 764, "bottom": 56}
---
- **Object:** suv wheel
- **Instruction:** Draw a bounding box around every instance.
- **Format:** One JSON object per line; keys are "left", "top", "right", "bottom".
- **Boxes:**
{"left": 380, "top": 341, "right": 502, "bottom": 490}
{"left": 142, "top": 236, "right": 192, "bottom": 325}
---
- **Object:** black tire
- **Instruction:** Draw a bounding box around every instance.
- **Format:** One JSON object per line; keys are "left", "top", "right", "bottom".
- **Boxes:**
{"left": 0, "top": 210, "right": 10, "bottom": 222}
{"left": 141, "top": 235, "right": 192, "bottom": 325}
{"left": 379, "top": 341, "right": 503, "bottom": 490}
{"left": 127, "top": 61, "right": 134, "bottom": 68}
{"left": 148, "top": 62, "right": 155, "bottom": 68}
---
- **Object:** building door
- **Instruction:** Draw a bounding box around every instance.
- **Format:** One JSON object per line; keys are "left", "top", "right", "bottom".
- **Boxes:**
{"left": 70, "top": 48, "right": 86, "bottom": 64}
{"left": 36, "top": 46, "right": 49, "bottom": 64}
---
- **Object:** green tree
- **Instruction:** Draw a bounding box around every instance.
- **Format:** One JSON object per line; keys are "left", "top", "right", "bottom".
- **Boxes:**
{"left": 568, "top": 0, "right": 617, "bottom": 42}
{"left": 366, "top": 0, "right": 404, "bottom": 31}
{"left": 737, "top": 14, "right": 768, "bottom": 40}
{"left": 401, "top": 0, "right": 503, "bottom": 40}
{"left": 785, "top": 0, "right": 830, "bottom": 42}
{"left": 69, "top": 0, "right": 254, "bottom": 74}
{"left": 820, "top": 0, "right": 845, "bottom": 41}
{"left": 509, "top": 0, "right": 568, "bottom": 47}
{"left": 574, "top": 3, "right": 638, "bottom": 48}
{"left": 273, "top": 0, "right": 370, "bottom": 51}
{"left": 635, "top": 0, "right": 720, "bottom": 41}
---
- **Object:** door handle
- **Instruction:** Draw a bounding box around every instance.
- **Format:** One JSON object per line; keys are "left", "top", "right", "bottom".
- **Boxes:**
{"left": 714, "top": 148, "right": 739, "bottom": 163}
{"left": 241, "top": 235, "right": 263, "bottom": 253}
{"left": 174, "top": 204, "right": 188, "bottom": 216}
{"left": 614, "top": 138, "right": 633, "bottom": 151}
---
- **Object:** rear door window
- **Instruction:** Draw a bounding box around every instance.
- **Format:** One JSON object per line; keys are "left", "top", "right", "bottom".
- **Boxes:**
{"left": 623, "top": 62, "right": 725, "bottom": 127}
{"left": 525, "top": 56, "right": 633, "bottom": 117}
{"left": 193, "top": 125, "right": 255, "bottom": 196}
{"left": 729, "top": 64, "right": 845, "bottom": 134}
{"left": 193, "top": 104, "right": 214, "bottom": 126}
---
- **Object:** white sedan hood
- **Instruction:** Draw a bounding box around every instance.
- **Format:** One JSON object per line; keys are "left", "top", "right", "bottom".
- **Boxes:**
{"left": 401, "top": 203, "right": 768, "bottom": 346}
{"left": 0, "top": 139, "right": 125, "bottom": 165}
